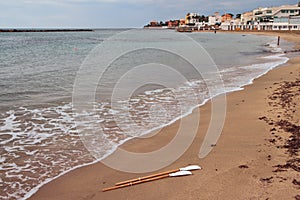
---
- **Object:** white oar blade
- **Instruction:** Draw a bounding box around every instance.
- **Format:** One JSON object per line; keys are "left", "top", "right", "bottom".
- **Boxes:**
{"left": 180, "top": 165, "right": 201, "bottom": 171}
{"left": 169, "top": 171, "right": 192, "bottom": 177}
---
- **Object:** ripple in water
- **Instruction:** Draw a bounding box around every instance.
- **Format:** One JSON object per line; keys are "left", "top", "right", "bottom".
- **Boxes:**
{"left": 0, "top": 79, "right": 209, "bottom": 199}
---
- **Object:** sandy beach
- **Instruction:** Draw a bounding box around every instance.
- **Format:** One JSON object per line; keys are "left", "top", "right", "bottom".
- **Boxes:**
{"left": 29, "top": 31, "right": 300, "bottom": 200}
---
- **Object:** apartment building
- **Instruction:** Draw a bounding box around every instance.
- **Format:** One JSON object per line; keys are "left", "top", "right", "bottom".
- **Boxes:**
{"left": 222, "top": 3, "right": 300, "bottom": 31}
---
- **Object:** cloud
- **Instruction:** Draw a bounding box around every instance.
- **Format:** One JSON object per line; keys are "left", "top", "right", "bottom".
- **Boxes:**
{"left": 19, "top": 0, "right": 155, "bottom": 5}
{"left": 0, "top": 0, "right": 299, "bottom": 28}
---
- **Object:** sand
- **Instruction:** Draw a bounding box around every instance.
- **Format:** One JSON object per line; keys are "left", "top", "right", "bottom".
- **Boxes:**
{"left": 29, "top": 32, "right": 300, "bottom": 200}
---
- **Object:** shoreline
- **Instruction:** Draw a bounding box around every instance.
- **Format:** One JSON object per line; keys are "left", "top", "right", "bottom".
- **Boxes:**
{"left": 28, "top": 31, "right": 300, "bottom": 200}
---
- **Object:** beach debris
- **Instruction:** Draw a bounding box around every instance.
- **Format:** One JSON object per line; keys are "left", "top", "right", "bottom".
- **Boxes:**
{"left": 276, "top": 176, "right": 287, "bottom": 182}
{"left": 268, "top": 139, "right": 276, "bottom": 144}
{"left": 260, "top": 176, "right": 273, "bottom": 183}
{"left": 276, "top": 120, "right": 300, "bottom": 156}
{"left": 272, "top": 168, "right": 287, "bottom": 172}
{"left": 292, "top": 179, "right": 300, "bottom": 187}
{"left": 284, "top": 49, "right": 300, "bottom": 53}
{"left": 260, "top": 76, "right": 300, "bottom": 191}
{"left": 102, "top": 171, "right": 192, "bottom": 192}
{"left": 274, "top": 158, "right": 300, "bottom": 172}
{"left": 258, "top": 116, "right": 267, "bottom": 121}
{"left": 238, "top": 165, "right": 249, "bottom": 169}
{"left": 102, "top": 165, "right": 201, "bottom": 192}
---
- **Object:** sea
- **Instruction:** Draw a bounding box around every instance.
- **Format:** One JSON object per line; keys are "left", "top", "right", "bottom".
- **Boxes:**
{"left": 0, "top": 29, "right": 292, "bottom": 199}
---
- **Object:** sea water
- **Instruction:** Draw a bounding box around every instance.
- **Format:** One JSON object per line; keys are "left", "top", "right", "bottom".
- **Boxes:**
{"left": 0, "top": 29, "right": 291, "bottom": 199}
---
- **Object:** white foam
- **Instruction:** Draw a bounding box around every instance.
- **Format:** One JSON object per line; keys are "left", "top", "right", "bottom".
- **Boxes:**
{"left": 1, "top": 47, "right": 290, "bottom": 200}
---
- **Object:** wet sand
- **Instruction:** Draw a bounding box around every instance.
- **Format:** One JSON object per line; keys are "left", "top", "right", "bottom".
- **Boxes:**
{"left": 29, "top": 32, "right": 300, "bottom": 200}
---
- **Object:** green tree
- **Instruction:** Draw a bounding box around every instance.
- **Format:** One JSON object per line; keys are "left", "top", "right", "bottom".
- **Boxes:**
{"left": 199, "top": 15, "right": 208, "bottom": 22}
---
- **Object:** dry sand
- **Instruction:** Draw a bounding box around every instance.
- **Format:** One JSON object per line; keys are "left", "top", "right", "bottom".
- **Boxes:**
{"left": 29, "top": 32, "right": 300, "bottom": 200}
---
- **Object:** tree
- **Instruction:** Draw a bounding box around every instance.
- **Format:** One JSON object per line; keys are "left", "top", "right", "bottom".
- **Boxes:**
{"left": 198, "top": 15, "right": 208, "bottom": 22}
{"left": 222, "top": 13, "right": 234, "bottom": 18}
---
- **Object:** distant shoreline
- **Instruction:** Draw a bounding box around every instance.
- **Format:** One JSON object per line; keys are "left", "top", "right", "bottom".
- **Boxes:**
{"left": 0, "top": 29, "right": 94, "bottom": 32}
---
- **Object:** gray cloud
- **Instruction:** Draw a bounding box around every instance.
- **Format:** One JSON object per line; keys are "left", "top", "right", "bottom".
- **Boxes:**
{"left": 0, "top": 0, "right": 298, "bottom": 28}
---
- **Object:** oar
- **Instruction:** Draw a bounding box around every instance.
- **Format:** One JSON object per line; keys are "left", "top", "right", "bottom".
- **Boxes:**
{"left": 115, "top": 165, "right": 201, "bottom": 186}
{"left": 102, "top": 171, "right": 192, "bottom": 192}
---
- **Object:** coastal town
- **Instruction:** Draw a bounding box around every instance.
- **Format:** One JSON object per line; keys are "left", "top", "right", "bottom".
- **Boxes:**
{"left": 144, "top": 2, "right": 300, "bottom": 32}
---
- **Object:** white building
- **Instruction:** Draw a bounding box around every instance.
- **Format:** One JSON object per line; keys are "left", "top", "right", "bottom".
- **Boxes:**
{"left": 208, "top": 16, "right": 217, "bottom": 25}
{"left": 241, "top": 11, "right": 254, "bottom": 25}
{"left": 253, "top": 7, "right": 275, "bottom": 22}
{"left": 256, "top": 4, "right": 300, "bottom": 30}
{"left": 272, "top": 16, "right": 300, "bottom": 30}
{"left": 220, "top": 19, "right": 241, "bottom": 30}
{"left": 253, "top": 5, "right": 300, "bottom": 22}
{"left": 208, "top": 12, "right": 222, "bottom": 25}
{"left": 272, "top": 5, "right": 300, "bottom": 18}
{"left": 222, "top": 3, "right": 300, "bottom": 31}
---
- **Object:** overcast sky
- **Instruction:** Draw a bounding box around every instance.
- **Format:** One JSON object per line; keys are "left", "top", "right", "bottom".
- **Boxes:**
{"left": 0, "top": 0, "right": 299, "bottom": 28}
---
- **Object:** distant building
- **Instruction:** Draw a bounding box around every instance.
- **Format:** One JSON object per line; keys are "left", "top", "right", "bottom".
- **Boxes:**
{"left": 290, "top": 15, "right": 300, "bottom": 25}
{"left": 185, "top": 13, "right": 200, "bottom": 24}
{"left": 253, "top": 5, "right": 300, "bottom": 23}
{"left": 221, "top": 3, "right": 300, "bottom": 31}
{"left": 272, "top": 5, "right": 300, "bottom": 18}
{"left": 241, "top": 11, "right": 254, "bottom": 25}
{"left": 252, "top": 7, "right": 275, "bottom": 23}
{"left": 150, "top": 21, "right": 159, "bottom": 26}
{"left": 144, "top": 20, "right": 168, "bottom": 28}
{"left": 221, "top": 13, "right": 234, "bottom": 22}
{"left": 179, "top": 19, "right": 186, "bottom": 26}
{"left": 272, "top": 15, "right": 300, "bottom": 30}
{"left": 256, "top": 4, "right": 300, "bottom": 30}
{"left": 208, "top": 12, "right": 222, "bottom": 25}
{"left": 219, "top": 13, "right": 236, "bottom": 30}
{"left": 167, "top": 20, "right": 180, "bottom": 28}
{"left": 145, "top": 2, "right": 300, "bottom": 32}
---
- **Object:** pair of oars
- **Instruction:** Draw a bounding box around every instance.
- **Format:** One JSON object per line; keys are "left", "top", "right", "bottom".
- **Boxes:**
{"left": 102, "top": 165, "right": 201, "bottom": 192}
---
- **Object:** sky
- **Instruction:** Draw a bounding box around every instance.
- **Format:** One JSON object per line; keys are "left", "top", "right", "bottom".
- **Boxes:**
{"left": 0, "top": 0, "right": 299, "bottom": 28}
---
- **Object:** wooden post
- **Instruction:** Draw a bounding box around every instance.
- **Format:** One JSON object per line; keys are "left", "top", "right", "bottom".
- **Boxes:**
{"left": 277, "top": 36, "right": 280, "bottom": 46}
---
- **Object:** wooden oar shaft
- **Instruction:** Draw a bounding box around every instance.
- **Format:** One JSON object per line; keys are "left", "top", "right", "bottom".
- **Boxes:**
{"left": 102, "top": 174, "right": 170, "bottom": 192}
{"left": 115, "top": 169, "right": 179, "bottom": 186}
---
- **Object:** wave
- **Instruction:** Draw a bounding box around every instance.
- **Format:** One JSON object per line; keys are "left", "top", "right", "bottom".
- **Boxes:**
{"left": 0, "top": 52, "right": 289, "bottom": 200}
